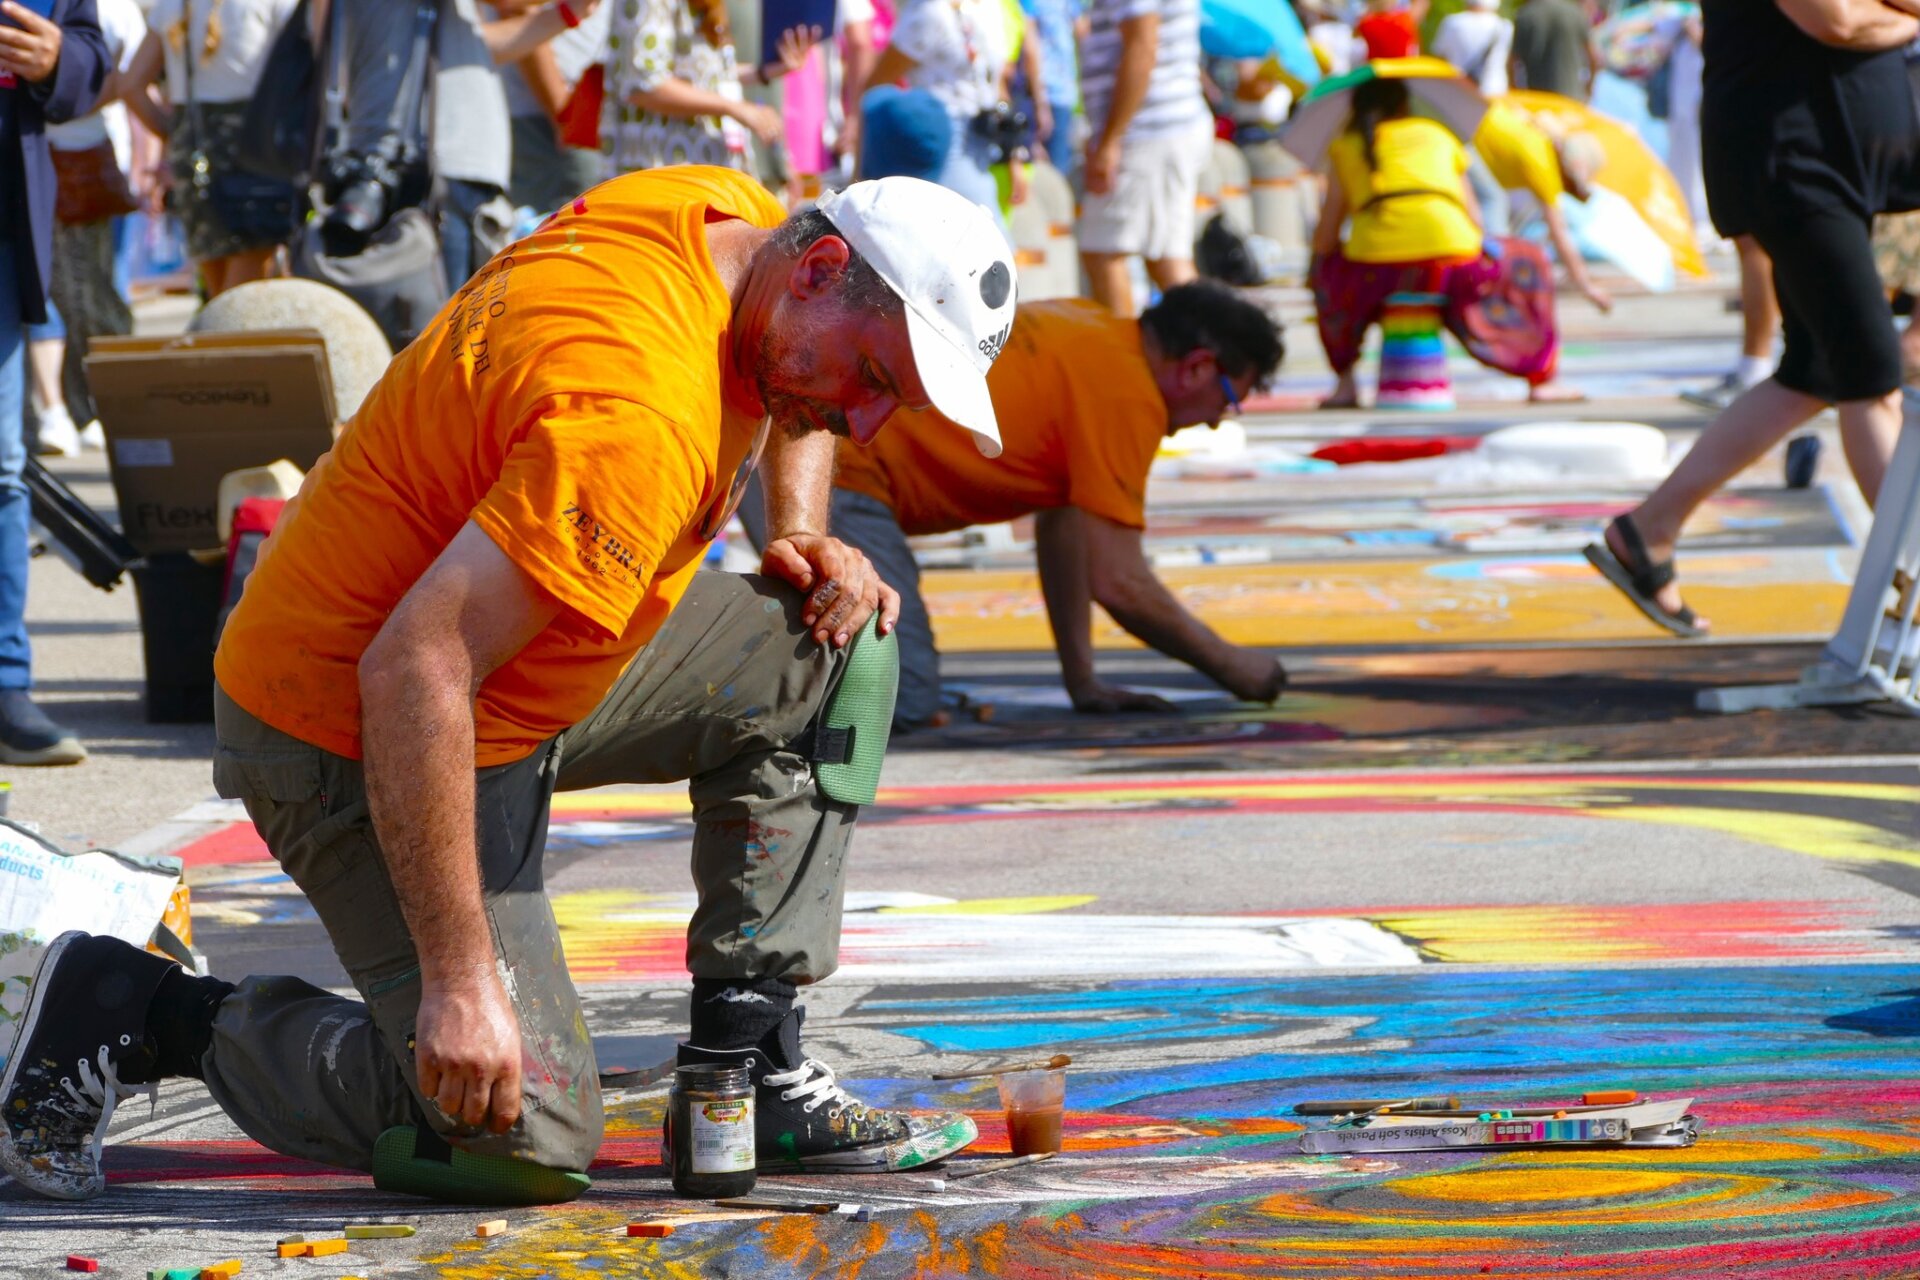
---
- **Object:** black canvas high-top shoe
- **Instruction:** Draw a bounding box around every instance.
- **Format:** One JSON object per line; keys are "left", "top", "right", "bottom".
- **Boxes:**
{"left": 671, "top": 1008, "right": 977, "bottom": 1172}
{"left": 0, "top": 932, "right": 176, "bottom": 1199}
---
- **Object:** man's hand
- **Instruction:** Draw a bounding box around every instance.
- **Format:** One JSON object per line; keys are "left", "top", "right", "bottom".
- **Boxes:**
{"left": 1218, "top": 650, "right": 1288, "bottom": 703}
{"left": 1580, "top": 279, "right": 1614, "bottom": 314}
{"left": 0, "top": 1, "right": 64, "bottom": 83}
{"left": 1069, "top": 679, "right": 1178, "bottom": 715}
{"left": 414, "top": 964, "right": 524, "bottom": 1135}
{"left": 762, "top": 533, "right": 902, "bottom": 646}
{"left": 1085, "top": 138, "right": 1121, "bottom": 196}
{"left": 1033, "top": 97, "right": 1055, "bottom": 144}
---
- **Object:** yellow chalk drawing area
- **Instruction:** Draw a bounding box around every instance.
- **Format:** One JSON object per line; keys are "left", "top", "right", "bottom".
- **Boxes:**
{"left": 920, "top": 558, "right": 1848, "bottom": 650}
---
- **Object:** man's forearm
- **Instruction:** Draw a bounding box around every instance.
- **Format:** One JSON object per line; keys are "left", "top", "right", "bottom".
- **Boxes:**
{"left": 760, "top": 423, "right": 837, "bottom": 538}
{"left": 1034, "top": 508, "right": 1099, "bottom": 691}
{"left": 1543, "top": 205, "right": 1594, "bottom": 289}
{"left": 1097, "top": 19, "right": 1157, "bottom": 148}
{"left": 360, "top": 657, "right": 493, "bottom": 984}
{"left": 1097, "top": 565, "right": 1241, "bottom": 688}
{"left": 482, "top": 5, "right": 569, "bottom": 64}
{"left": 1777, "top": 0, "right": 1919, "bottom": 47}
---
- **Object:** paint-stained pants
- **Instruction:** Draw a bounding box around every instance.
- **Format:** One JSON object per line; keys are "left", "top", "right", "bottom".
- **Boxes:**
{"left": 203, "top": 572, "right": 867, "bottom": 1174}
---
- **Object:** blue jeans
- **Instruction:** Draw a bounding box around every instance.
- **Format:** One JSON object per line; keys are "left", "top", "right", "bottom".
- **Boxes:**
{"left": 0, "top": 241, "right": 35, "bottom": 689}
{"left": 438, "top": 179, "right": 505, "bottom": 292}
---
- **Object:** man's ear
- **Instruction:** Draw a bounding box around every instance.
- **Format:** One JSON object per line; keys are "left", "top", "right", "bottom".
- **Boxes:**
{"left": 790, "top": 235, "right": 856, "bottom": 299}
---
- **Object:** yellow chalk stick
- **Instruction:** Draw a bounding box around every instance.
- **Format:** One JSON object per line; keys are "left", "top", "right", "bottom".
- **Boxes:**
{"left": 344, "top": 1224, "right": 416, "bottom": 1239}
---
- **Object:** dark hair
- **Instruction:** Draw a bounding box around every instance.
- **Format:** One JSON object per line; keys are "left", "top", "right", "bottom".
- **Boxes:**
{"left": 1348, "top": 77, "right": 1411, "bottom": 171}
{"left": 764, "top": 208, "right": 903, "bottom": 317}
{"left": 1140, "top": 281, "right": 1285, "bottom": 386}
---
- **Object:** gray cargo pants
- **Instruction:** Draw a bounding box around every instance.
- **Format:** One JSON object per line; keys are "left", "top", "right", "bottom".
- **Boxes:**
{"left": 202, "top": 572, "right": 867, "bottom": 1175}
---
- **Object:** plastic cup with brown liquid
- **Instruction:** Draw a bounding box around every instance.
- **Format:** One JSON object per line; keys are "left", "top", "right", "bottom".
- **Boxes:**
{"left": 996, "top": 1067, "right": 1067, "bottom": 1155}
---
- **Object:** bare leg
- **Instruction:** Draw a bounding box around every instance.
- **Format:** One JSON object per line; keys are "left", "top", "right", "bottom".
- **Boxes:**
{"left": 1081, "top": 251, "right": 1134, "bottom": 316}
{"left": 204, "top": 250, "right": 276, "bottom": 299}
{"left": 1320, "top": 368, "right": 1360, "bottom": 409}
{"left": 1144, "top": 256, "right": 1197, "bottom": 291}
{"left": 1836, "top": 389, "right": 1903, "bottom": 506}
{"left": 26, "top": 337, "right": 63, "bottom": 415}
{"left": 1901, "top": 317, "right": 1920, "bottom": 379}
{"left": 1736, "top": 235, "right": 1779, "bottom": 363}
{"left": 1615, "top": 378, "right": 1827, "bottom": 629}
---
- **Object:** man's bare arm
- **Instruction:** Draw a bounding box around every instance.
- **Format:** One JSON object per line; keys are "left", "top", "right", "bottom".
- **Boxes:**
{"left": 1080, "top": 512, "right": 1286, "bottom": 702}
{"left": 359, "top": 522, "right": 559, "bottom": 1135}
{"left": 1036, "top": 508, "right": 1177, "bottom": 712}
{"left": 756, "top": 426, "right": 902, "bottom": 642}
{"left": 1777, "top": 0, "right": 1918, "bottom": 48}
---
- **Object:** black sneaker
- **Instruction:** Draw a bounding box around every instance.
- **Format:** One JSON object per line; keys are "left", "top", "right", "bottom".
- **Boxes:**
{"left": 672, "top": 1008, "right": 977, "bottom": 1173}
{"left": 0, "top": 932, "right": 171, "bottom": 1200}
{"left": 0, "top": 691, "right": 86, "bottom": 765}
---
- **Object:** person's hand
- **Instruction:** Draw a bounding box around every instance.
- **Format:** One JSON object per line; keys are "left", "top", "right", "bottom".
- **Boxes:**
{"left": 767, "top": 24, "right": 821, "bottom": 78}
{"left": 1068, "top": 679, "right": 1178, "bottom": 715}
{"left": 414, "top": 966, "right": 523, "bottom": 1135}
{"left": 833, "top": 113, "right": 861, "bottom": 159}
{"left": 1009, "top": 159, "right": 1030, "bottom": 206}
{"left": 0, "top": 1, "right": 64, "bottom": 84}
{"left": 1580, "top": 279, "right": 1614, "bottom": 314}
{"left": 555, "top": 0, "right": 604, "bottom": 19}
{"left": 762, "top": 533, "right": 902, "bottom": 646}
{"left": 1084, "top": 137, "right": 1120, "bottom": 197}
{"left": 729, "top": 98, "right": 785, "bottom": 144}
{"left": 1033, "top": 97, "right": 1055, "bottom": 144}
{"left": 1219, "top": 651, "right": 1288, "bottom": 704}
{"left": 136, "top": 161, "right": 171, "bottom": 215}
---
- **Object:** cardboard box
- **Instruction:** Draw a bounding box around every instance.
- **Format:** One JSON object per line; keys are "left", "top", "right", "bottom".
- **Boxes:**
{"left": 85, "top": 331, "right": 338, "bottom": 556}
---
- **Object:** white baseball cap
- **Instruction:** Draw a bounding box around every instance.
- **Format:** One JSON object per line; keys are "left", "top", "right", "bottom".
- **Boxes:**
{"left": 815, "top": 178, "right": 1015, "bottom": 458}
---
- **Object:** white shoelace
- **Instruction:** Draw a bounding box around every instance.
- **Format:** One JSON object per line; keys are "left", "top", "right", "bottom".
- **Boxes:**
{"left": 763, "top": 1059, "right": 857, "bottom": 1115}
{"left": 60, "top": 1046, "right": 155, "bottom": 1167}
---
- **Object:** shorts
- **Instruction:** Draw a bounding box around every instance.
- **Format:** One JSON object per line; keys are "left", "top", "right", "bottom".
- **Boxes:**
{"left": 1750, "top": 203, "right": 1901, "bottom": 404}
{"left": 1077, "top": 117, "right": 1214, "bottom": 261}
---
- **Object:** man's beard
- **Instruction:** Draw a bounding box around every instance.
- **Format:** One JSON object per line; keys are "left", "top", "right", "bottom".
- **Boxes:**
{"left": 756, "top": 308, "right": 853, "bottom": 440}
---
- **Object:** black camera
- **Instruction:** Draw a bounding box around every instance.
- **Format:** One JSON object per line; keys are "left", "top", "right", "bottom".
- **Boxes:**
{"left": 970, "top": 101, "right": 1032, "bottom": 165}
{"left": 317, "top": 135, "right": 423, "bottom": 257}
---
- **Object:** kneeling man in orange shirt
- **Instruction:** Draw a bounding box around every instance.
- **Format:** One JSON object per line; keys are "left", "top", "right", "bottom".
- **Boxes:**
{"left": 2, "top": 169, "right": 1014, "bottom": 1202}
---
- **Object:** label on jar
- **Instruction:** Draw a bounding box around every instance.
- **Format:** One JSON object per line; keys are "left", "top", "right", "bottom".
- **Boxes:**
{"left": 690, "top": 1098, "right": 756, "bottom": 1174}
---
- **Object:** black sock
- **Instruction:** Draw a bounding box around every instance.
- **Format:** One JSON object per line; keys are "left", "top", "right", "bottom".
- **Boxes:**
{"left": 145, "top": 966, "right": 236, "bottom": 1081}
{"left": 689, "top": 977, "right": 796, "bottom": 1051}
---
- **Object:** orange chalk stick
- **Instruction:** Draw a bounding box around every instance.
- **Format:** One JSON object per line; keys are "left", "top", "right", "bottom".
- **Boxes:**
{"left": 275, "top": 1244, "right": 310, "bottom": 1259}
{"left": 200, "top": 1262, "right": 243, "bottom": 1280}
{"left": 305, "top": 1239, "right": 349, "bottom": 1257}
{"left": 1581, "top": 1090, "right": 1638, "bottom": 1106}
{"left": 627, "top": 1222, "right": 676, "bottom": 1238}
{"left": 475, "top": 1220, "right": 509, "bottom": 1238}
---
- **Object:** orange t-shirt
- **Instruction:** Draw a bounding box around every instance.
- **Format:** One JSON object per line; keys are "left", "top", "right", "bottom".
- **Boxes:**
{"left": 214, "top": 166, "right": 785, "bottom": 766}
{"left": 834, "top": 299, "right": 1167, "bottom": 535}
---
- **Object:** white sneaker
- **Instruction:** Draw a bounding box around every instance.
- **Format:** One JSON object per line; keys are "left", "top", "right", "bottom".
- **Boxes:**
{"left": 34, "top": 406, "right": 81, "bottom": 459}
{"left": 78, "top": 420, "right": 106, "bottom": 452}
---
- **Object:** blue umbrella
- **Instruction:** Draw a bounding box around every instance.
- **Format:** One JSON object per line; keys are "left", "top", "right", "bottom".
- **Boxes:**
{"left": 1200, "top": 0, "right": 1320, "bottom": 88}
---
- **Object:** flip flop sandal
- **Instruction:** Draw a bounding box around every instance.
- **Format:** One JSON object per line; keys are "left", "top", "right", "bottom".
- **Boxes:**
{"left": 1583, "top": 514, "right": 1707, "bottom": 639}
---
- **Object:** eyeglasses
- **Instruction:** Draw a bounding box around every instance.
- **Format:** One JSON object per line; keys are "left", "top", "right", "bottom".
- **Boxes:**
{"left": 1217, "top": 371, "right": 1243, "bottom": 420}
{"left": 696, "top": 414, "right": 774, "bottom": 543}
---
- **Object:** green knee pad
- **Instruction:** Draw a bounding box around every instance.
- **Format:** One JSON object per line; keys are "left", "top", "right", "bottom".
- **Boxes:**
{"left": 813, "top": 614, "right": 898, "bottom": 806}
{"left": 371, "top": 1125, "right": 590, "bottom": 1205}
